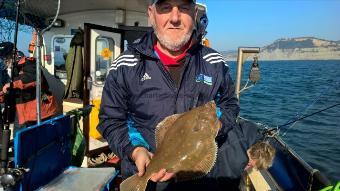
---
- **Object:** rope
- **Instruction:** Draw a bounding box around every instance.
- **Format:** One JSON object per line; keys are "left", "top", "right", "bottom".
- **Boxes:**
{"left": 239, "top": 79, "right": 254, "bottom": 93}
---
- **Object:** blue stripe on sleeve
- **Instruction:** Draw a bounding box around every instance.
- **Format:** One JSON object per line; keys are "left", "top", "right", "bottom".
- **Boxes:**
{"left": 214, "top": 93, "right": 222, "bottom": 119}
{"left": 216, "top": 106, "right": 222, "bottom": 119}
{"left": 127, "top": 116, "right": 150, "bottom": 150}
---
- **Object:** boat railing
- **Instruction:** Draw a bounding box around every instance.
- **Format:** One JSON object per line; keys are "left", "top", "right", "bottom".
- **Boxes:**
{"left": 235, "top": 47, "right": 260, "bottom": 100}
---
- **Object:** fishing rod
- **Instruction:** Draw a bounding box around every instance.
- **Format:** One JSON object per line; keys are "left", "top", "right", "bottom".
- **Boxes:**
{"left": 265, "top": 102, "right": 340, "bottom": 135}
{"left": 1, "top": 0, "right": 20, "bottom": 175}
{"left": 0, "top": 1, "right": 30, "bottom": 190}
{"left": 279, "top": 103, "right": 340, "bottom": 129}
{"left": 287, "top": 79, "right": 339, "bottom": 129}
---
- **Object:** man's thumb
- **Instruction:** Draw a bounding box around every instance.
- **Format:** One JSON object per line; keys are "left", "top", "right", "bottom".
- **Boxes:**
{"left": 137, "top": 163, "right": 145, "bottom": 177}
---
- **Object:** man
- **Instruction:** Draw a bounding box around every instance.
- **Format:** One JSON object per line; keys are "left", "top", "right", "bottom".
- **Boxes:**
{"left": 0, "top": 41, "right": 58, "bottom": 127}
{"left": 0, "top": 58, "right": 10, "bottom": 91}
{"left": 0, "top": 42, "right": 12, "bottom": 89}
{"left": 98, "top": 0, "right": 239, "bottom": 190}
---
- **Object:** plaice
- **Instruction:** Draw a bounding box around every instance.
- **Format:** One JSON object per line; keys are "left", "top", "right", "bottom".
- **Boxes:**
{"left": 120, "top": 101, "right": 221, "bottom": 191}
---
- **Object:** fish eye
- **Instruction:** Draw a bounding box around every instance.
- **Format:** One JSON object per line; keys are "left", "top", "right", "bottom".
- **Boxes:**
{"left": 193, "top": 124, "right": 203, "bottom": 132}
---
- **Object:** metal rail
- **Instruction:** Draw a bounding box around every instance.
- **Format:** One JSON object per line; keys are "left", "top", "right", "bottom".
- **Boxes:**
{"left": 235, "top": 47, "right": 260, "bottom": 100}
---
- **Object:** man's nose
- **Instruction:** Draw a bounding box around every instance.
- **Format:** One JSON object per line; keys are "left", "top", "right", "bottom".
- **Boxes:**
{"left": 169, "top": 7, "right": 180, "bottom": 24}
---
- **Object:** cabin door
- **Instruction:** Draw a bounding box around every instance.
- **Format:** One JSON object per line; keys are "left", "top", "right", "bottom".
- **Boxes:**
{"left": 84, "top": 23, "right": 124, "bottom": 155}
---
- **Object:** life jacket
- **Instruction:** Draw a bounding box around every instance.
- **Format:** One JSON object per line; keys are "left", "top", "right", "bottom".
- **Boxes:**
{"left": 13, "top": 57, "right": 58, "bottom": 125}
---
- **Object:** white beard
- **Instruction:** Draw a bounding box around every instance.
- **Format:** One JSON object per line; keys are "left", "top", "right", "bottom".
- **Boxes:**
{"left": 151, "top": 21, "right": 194, "bottom": 52}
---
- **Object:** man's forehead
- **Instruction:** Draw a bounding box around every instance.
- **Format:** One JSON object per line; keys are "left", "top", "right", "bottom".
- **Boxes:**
{"left": 151, "top": 0, "right": 196, "bottom": 5}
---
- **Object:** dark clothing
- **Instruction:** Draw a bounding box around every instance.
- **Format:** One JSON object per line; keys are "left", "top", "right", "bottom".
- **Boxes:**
{"left": 214, "top": 118, "right": 262, "bottom": 179}
{"left": 0, "top": 59, "right": 9, "bottom": 104}
{"left": 0, "top": 59, "right": 10, "bottom": 89}
{"left": 165, "top": 57, "right": 186, "bottom": 88}
{"left": 97, "top": 32, "right": 240, "bottom": 180}
{"left": 12, "top": 57, "right": 58, "bottom": 125}
{"left": 146, "top": 177, "right": 241, "bottom": 191}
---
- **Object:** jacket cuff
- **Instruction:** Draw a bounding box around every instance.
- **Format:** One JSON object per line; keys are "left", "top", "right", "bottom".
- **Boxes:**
{"left": 124, "top": 143, "right": 148, "bottom": 162}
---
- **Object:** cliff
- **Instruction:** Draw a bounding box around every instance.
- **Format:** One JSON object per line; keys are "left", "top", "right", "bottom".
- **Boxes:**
{"left": 222, "top": 37, "right": 340, "bottom": 61}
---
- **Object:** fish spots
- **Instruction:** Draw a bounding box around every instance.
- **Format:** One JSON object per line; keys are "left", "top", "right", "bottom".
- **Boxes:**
{"left": 196, "top": 141, "right": 202, "bottom": 149}
{"left": 120, "top": 101, "right": 219, "bottom": 191}
{"left": 180, "top": 155, "right": 188, "bottom": 162}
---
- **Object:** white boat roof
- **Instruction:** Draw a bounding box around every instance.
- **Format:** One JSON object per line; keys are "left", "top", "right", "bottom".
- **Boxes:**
{"left": 22, "top": 0, "right": 149, "bottom": 18}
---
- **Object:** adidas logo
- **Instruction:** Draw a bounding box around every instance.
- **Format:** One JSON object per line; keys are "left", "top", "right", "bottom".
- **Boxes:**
{"left": 141, "top": 73, "right": 152, "bottom": 82}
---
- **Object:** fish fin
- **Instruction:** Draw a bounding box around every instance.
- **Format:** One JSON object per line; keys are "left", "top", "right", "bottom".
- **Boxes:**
{"left": 155, "top": 114, "right": 182, "bottom": 148}
{"left": 120, "top": 174, "right": 149, "bottom": 191}
{"left": 176, "top": 141, "right": 218, "bottom": 181}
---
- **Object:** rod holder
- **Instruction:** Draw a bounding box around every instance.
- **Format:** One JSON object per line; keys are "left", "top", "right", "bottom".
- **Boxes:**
{"left": 235, "top": 47, "right": 260, "bottom": 100}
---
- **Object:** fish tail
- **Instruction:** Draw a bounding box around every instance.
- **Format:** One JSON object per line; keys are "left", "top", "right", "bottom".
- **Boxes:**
{"left": 120, "top": 174, "right": 150, "bottom": 191}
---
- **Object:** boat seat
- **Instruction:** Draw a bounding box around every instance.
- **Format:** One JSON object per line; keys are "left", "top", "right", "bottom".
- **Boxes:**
{"left": 13, "top": 114, "right": 118, "bottom": 191}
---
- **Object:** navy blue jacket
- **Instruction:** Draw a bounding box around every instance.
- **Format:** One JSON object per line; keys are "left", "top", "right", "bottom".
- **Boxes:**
{"left": 98, "top": 32, "right": 240, "bottom": 178}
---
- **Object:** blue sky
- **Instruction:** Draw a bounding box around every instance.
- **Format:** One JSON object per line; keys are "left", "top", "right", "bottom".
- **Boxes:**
{"left": 200, "top": 0, "right": 340, "bottom": 51}
{"left": 9, "top": 0, "right": 340, "bottom": 53}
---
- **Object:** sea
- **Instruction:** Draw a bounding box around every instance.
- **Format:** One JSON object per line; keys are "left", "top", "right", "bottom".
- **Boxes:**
{"left": 228, "top": 60, "right": 340, "bottom": 183}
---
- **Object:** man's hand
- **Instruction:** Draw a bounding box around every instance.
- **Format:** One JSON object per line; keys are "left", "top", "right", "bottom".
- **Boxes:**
{"left": 2, "top": 83, "right": 10, "bottom": 94}
{"left": 0, "top": 91, "right": 4, "bottom": 103}
{"left": 131, "top": 147, "right": 153, "bottom": 177}
{"left": 150, "top": 169, "right": 175, "bottom": 182}
{"left": 131, "top": 147, "right": 175, "bottom": 182}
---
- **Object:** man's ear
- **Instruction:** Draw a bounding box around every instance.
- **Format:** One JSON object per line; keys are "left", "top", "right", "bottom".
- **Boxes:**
{"left": 195, "top": 6, "right": 198, "bottom": 20}
{"left": 194, "top": 6, "right": 198, "bottom": 28}
{"left": 148, "top": 5, "right": 155, "bottom": 25}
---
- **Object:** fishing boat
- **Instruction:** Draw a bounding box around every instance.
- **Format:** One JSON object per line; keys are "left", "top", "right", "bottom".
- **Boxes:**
{"left": 0, "top": 0, "right": 333, "bottom": 190}
{"left": 234, "top": 48, "right": 331, "bottom": 191}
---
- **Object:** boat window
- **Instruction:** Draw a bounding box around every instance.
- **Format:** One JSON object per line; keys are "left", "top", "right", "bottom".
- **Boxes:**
{"left": 52, "top": 35, "right": 73, "bottom": 80}
{"left": 95, "top": 37, "right": 115, "bottom": 84}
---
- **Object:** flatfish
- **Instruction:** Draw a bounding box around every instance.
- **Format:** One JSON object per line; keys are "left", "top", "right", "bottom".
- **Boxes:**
{"left": 120, "top": 101, "right": 221, "bottom": 191}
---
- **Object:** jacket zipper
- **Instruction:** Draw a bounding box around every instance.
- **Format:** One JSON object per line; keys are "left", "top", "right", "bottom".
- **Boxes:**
{"left": 155, "top": 60, "right": 177, "bottom": 91}
{"left": 177, "top": 55, "right": 191, "bottom": 90}
{"left": 154, "top": 60, "right": 179, "bottom": 113}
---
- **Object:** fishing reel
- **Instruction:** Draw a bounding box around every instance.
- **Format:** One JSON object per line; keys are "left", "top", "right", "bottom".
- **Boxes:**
{"left": 262, "top": 127, "right": 279, "bottom": 138}
{"left": 0, "top": 168, "right": 29, "bottom": 190}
